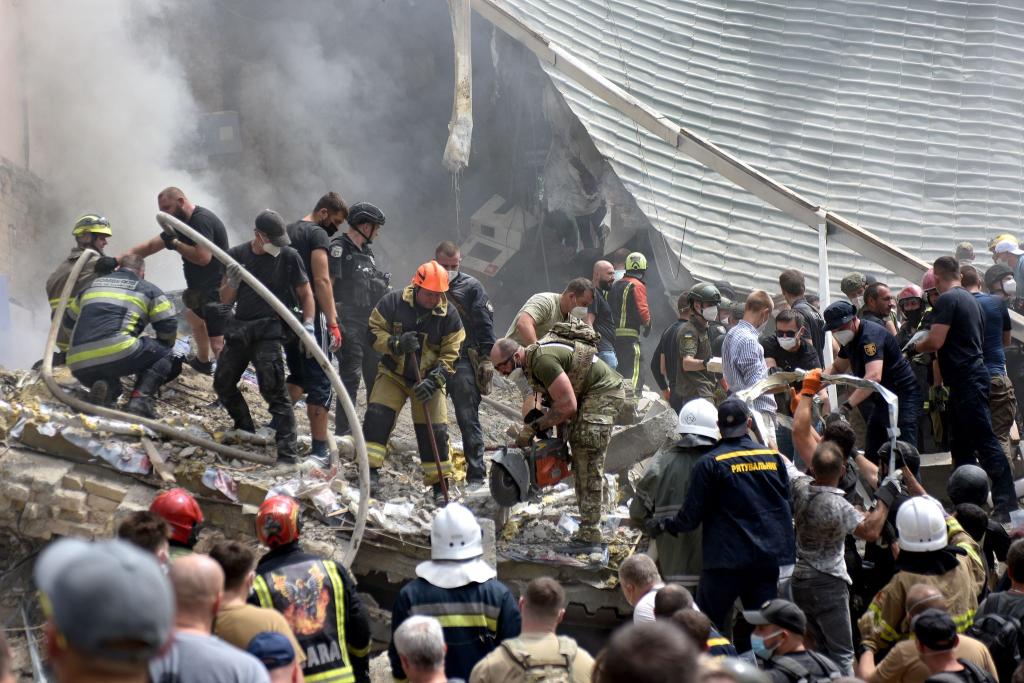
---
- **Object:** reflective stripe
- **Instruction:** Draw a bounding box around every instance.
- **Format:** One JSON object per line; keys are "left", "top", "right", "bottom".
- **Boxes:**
{"left": 615, "top": 327, "right": 640, "bottom": 337}
{"left": 367, "top": 441, "right": 387, "bottom": 468}
{"left": 412, "top": 601, "right": 502, "bottom": 620}
{"left": 953, "top": 609, "right": 975, "bottom": 632}
{"left": 707, "top": 637, "right": 731, "bottom": 648}
{"left": 618, "top": 282, "right": 634, "bottom": 328}
{"left": 714, "top": 448, "right": 777, "bottom": 461}
{"left": 630, "top": 341, "right": 640, "bottom": 390}
{"left": 323, "top": 561, "right": 356, "bottom": 679}
{"left": 67, "top": 335, "right": 139, "bottom": 370}
{"left": 306, "top": 670, "right": 355, "bottom": 683}
{"left": 80, "top": 290, "right": 148, "bottom": 312}
{"left": 348, "top": 642, "right": 372, "bottom": 658}
{"left": 435, "top": 614, "right": 498, "bottom": 631}
{"left": 867, "top": 602, "right": 902, "bottom": 644}
{"left": 150, "top": 296, "right": 176, "bottom": 321}
{"left": 252, "top": 575, "right": 273, "bottom": 608}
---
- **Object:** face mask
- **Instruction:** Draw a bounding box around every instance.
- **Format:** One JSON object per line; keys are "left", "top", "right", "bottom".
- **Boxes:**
{"left": 1004, "top": 279, "right": 1017, "bottom": 297}
{"left": 750, "top": 631, "right": 782, "bottom": 659}
{"left": 833, "top": 329, "right": 854, "bottom": 346}
{"left": 446, "top": 268, "right": 459, "bottom": 282}
{"left": 613, "top": 269, "right": 625, "bottom": 281}
{"left": 570, "top": 306, "right": 588, "bottom": 320}
{"left": 263, "top": 242, "right": 281, "bottom": 258}
{"left": 850, "top": 296, "right": 864, "bottom": 309}
{"left": 904, "top": 308, "right": 923, "bottom": 326}
{"left": 779, "top": 336, "right": 799, "bottom": 351}
{"left": 701, "top": 305, "right": 719, "bottom": 322}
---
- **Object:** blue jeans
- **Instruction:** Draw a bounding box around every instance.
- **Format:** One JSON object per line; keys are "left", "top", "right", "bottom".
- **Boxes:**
{"left": 598, "top": 350, "right": 618, "bottom": 370}
{"left": 791, "top": 569, "right": 853, "bottom": 675}
{"left": 447, "top": 355, "right": 485, "bottom": 481}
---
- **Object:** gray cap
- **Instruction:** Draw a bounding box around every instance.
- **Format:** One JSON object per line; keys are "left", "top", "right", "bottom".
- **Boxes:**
{"left": 840, "top": 272, "right": 866, "bottom": 295}
{"left": 254, "top": 209, "right": 290, "bottom": 247}
{"left": 35, "top": 538, "right": 173, "bottom": 662}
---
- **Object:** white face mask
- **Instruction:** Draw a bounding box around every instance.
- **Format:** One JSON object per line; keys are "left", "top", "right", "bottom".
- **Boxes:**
{"left": 570, "top": 306, "right": 588, "bottom": 321}
{"left": 262, "top": 242, "right": 281, "bottom": 258}
{"left": 1003, "top": 278, "right": 1017, "bottom": 297}
{"left": 701, "top": 305, "right": 719, "bottom": 322}
{"left": 850, "top": 295, "right": 864, "bottom": 309}
{"left": 833, "top": 329, "right": 855, "bottom": 346}
{"left": 613, "top": 269, "right": 625, "bottom": 281}
{"left": 778, "top": 336, "right": 799, "bottom": 351}
{"left": 446, "top": 268, "right": 459, "bottom": 281}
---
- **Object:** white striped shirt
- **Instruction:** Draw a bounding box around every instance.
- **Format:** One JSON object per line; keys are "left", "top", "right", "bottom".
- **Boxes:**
{"left": 722, "top": 320, "right": 777, "bottom": 415}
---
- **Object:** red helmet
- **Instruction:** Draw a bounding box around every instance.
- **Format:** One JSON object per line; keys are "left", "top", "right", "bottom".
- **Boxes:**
{"left": 921, "top": 269, "right": 937, "bottom": 292}
{"left": 150, "top": 488, "right": 203, "bottom": 545}
{"left": 898, "top": 284, "right": 924, "bottom": 303}
{"left": 256, "top": 496, "right": 301, "bottom": 548}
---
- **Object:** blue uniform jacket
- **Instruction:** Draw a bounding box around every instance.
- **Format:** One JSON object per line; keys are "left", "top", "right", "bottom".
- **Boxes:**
{"left": 665, "top": 435, "right": 795, "bottom": 570}
{"left": 446, "top": 272, "right": 496, "bottom": 358}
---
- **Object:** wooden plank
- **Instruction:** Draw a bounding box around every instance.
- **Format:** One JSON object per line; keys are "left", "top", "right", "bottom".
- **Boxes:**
{"left": 141, "top": 436, "right": 176, "bottom": 483}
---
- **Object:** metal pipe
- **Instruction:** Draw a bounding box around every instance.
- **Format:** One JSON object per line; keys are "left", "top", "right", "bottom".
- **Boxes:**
{"left": 481, "top": 394, "right": 525, "bottom": 421}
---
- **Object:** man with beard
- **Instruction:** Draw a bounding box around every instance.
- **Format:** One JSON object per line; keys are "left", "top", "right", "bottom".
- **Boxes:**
{"left": 587, "top": 260, "right": 618, "bottom": 369}
{"left": 126, "top": 187, "right": 229, "bottom": 374}
{"left": 284, "top": 193, "right": 349, "bottom": 466}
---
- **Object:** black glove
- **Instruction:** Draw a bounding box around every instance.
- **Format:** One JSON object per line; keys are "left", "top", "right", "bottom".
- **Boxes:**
{"left": 160, "top": 231, "right": 178, "bottom": 250}
{"left": 874, "top": 478, "right": 901, "bottom": 509}
{"left": 413, "top": 367, "right": 445, "bottom": 403}
{"left": 389, "top": 331, "right": 420, "bottom": 355}
{"left": 644, "top": 517, "right": 666, "bottom": 538}
{"left": 95, "top": 255, "right": 118, "bottom": 275}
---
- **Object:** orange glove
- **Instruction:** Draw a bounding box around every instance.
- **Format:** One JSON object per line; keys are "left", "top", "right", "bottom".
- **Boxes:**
{"left": 661, "top": 389, "right": 671, "bottom": 401}
{"left": 800, "top": 369, "right": 823, "bottom": 397}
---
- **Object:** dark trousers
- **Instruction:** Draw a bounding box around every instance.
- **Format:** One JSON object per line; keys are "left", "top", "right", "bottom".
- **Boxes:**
{"left": 283, "top": 311, "right": 333, "bottom": 408}
{"left": 949, "top": 365, "right": 1016, "bottom": 512}
{"left": 447, "top": 355, "right": 485, "bottom": 481}
{"left": 335, "top": 319, "right": 380, "bottom": 435}
{"left": 864, "top": 385, "right": 921, "bottom": 465}
{"left": 613, "top": 338, "right": 642, "bottom": 392}
{"left": 696, "top": 566, "right": 780, "bottom": 634}
{"left": 72, "top": 337, "right": 172, "bottom": 389}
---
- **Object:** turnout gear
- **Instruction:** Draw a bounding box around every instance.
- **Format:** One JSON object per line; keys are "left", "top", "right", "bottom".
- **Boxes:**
{"left": 411, "top": 260, "right": 450, "bottom": 292}
{"left": 256, "top": 495, "right": 302, "bottom": 549}
{"left": 150, "top": 488, "right": 203, "bottom": 546}
{"left": 388, "top": 331, "right": 420, "bottom": 356}
{"left": 46, "top": 246, "right": 119, "bottom": 348}
{"left": 609, "top": 270, "right": 651, "bottom": 392}
{"left": 125, "top": 353, "right": 183, "bottom": 418}
{"left": 72, "top": 213, "right": 113, "bottom": 237}
{"left": 412, "top": 366, "right": 445, "bottom": 403}
{"left": 922, "top": 268, "right": 938, "bottom": 292}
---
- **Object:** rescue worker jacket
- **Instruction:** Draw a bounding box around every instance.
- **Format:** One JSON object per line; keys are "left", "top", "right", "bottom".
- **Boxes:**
{"left": 329, "top": 233, "right": 390, "bottom": 323}
{"left": 61, "top": 270, "right": 177, "bottom": 373}
{"left": 368, "top": 285, "right": 465, "bottom": 384}
{"left": 664, "top": 435, "right": 795, "bottom": 570}
{"left": 445, "top": 271, "right": 496, "bottom": 358}
{"left": 46, "top": 246, "right": 118, "bottom": 349}
{"left": 609, "top": 275, "right": 651, "bottom": 338}
{"left": 251, "top": 542, "right": 371, "bottom": 683}
{"left": 388, "top": 576, "right": 521, "bottom": 682}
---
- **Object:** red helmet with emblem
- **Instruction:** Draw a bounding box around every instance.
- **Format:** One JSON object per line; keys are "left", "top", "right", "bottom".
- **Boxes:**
{"left": 921, "top": 269, "right": 937, "bottom": 293}
{"left": 256, "top": 495, "right": 302, "bottom": 548}
{"left": 150, "top": 488, "right": 203, "bottom": 545}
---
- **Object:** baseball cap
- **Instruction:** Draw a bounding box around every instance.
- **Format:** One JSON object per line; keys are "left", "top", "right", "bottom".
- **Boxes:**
{"left": 742, "top": 599, "right": 807, "bottom": 634}
{"left": 823, "top": 300, "right": 857, "bottom": 331}
{"left": 717, "top": 397, "right": 750, "bottom": 438}
{"left": 34, "top": 538, "right": 173, "bottom": 662}
{"left": 840, "top": 272, "right": 866, "bottom": 295}
{"left": 993, "top": 240, "right": 1024, "bottom": 257}
{"left": 912, "top": 608, "right": 958, "bottom": 651}
{"left": 254, "top": 210, "right": 290, "bottom": 247}
{"left": 247, "top": 631, "right": 296, "bottom": 670}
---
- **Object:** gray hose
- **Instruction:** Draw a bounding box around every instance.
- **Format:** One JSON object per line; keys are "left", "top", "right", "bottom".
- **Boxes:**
{"left": 156, "top": 211, "right": 369, "bottom": 566}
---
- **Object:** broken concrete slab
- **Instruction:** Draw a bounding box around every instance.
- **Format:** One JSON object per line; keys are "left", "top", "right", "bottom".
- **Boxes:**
{"left": 604, "top": 401, "right": 677, "bottom": 474}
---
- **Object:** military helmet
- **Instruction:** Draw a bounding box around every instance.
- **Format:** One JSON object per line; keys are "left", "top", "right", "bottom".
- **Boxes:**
{"left": 625, "top": 252, "right": 647, "bottom": 272}
{"left": 687, "top": 282, "right": 721, "bottom": 307}
{"left": 947, "top": 464, "right": 989, "bottom": 507}
{"left": 72, "top": 214, "right": 113, "bottom": 237}
{"left": 985, "top": 263, "right": 1013, "bottom": 292}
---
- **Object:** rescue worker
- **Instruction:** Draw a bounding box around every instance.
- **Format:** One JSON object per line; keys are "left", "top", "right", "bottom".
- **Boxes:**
{"left": 506, "top": 279, "right": 595, "bottom": 346}
{"left": 841, "top": 272, "right": 868, "bottom": 309}
{"left": 862, "top": 282, "right": 899, "bottom": 335}
{"left": 779, "top": 269, "right": 826, "bottom": 366}
{"left": 608, "top": 251, "right": 652, "bottom": 393}
{"left": 284, "top": 192, "right": 349, "bottom": 466}
{"left": 251, "top": 495, "right": 371, "bottom": 683}
{"left": 149, "top": 487, "right": 204, "bottom": 560}
{"left": 389, "top": 503, "right": 521, "bottom": 682}
{"left": 674, "top": 283, "right": 721, "bottom": 411}
{"left": 992, "top": 239, "right": 1024, "bottom": 292}
{"left": 362, "top": 261, "right": 464, "bottom": 503}
{"left": 329, "top": 202, "right": 390, "bottom": 437}
{"left": 45, "top": 214, "right": 119, "bottom": 360}
{"left": 823, "top": 300, "right": 921, "bottom": 462}
{"left": 629, "top": 398, "right": 720, "bottom": 589}
{"left": 213, "top": 210, "right": 314, "bottom": 464}
{"left": 645, "top": 397, "right": 795, "bottom": 632}
{"left": 986, "top": 263, "right": 1024, "bottom": 435}
{"left": 434, "top": 241, "right": 496, "bottom": 489}
{"left": 650, "top": 292, "right": 688, "bottom": 408}
{"left": 125, "top": 187, "right": 229, "bottom": 374}
{"left": 895, "top": 285, "right": 926, "bottom": 349}
{"left": 60, "top": 254, "right": 181, "bottom": 417}
{"left": 490, "top": 331, "right": 627, "bottom": 549}
{"left": 588, "top": 259, "right": 618, "bottom": 369}
{"left": 857, "top": 496, "right": 980, "bottom": 676}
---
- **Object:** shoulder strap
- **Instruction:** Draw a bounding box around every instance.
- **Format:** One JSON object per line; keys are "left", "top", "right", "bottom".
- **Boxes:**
{"left": 769, "top": 655, "right": 810, "bottom": 683}
{"left": 959, "top": 659, "right": 996, "bottom": 683}
{"left": 805, "top": 651, "right": 841, "bottom": 678}
{"left": 556, "top": 636, "right": 578, "bottom": 675}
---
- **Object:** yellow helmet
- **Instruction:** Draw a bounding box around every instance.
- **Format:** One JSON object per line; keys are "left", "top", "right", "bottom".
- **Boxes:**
{"left": 988, "top": 233, "right": 1018, "bottom": 252}
{"left": 625, "top": 252, "right": 647, "bottom": 272}
{"left": 72, "top": 214, "right": 112, "bottom": 237}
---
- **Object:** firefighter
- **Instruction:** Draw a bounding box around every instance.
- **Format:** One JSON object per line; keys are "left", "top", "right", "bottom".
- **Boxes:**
{"left": 608, "top": 251, "right": 652, "bottom": 393}
{"left": 362, "top": 260, "right": 465, "bottom": 503}
{"left": 60, "top": 254, "right": 181, "bottom": 417}
{"left": 329, "top": 202, "right": 390, "bottom": 437}
{"left": 629, "top": 398, "right": 720, "bottom": 589}
{"left": 251, "top": 496, "right": 371, "bottom": 683}
{"left": 490, "top": 329, "right": 626, "bottom": 549}
{"left": 45, "top": 214, "right": 119, "bottom": 360}
{"left": 389, "top": 503, "right": 520, "bottom": 682}
{"left": 149, "top": 488, "right": 204, "bottom": 561}
{"left": 434, "top": 241, "right": 496, "bottom": 489}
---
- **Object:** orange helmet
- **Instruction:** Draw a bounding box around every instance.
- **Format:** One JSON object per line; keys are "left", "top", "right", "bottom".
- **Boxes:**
{"left": 411, "top": 260, "right": 449, "bottom": 293}
{"left": 256, "top": 496, "right": 302, "bottom": 548}
{"left": 150, "top": 488, "right": 203, "bottom": 545}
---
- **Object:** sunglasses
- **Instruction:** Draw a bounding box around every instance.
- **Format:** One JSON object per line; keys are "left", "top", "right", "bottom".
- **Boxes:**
{"left": 496, "top": 352, "right": 516, "bottom": 370}
{"left": 776, "top": 330, "right": 798, "bottom": 338}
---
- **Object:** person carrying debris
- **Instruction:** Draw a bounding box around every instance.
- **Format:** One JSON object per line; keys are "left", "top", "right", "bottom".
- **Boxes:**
{"left": 608, "top": 251, "right": 652, "bottom": 393}
{"left": 125, "top": 187, "right": 230, "bottom": 374}
{"left": 61, "top": 254, "right": 181, "bottom": 417}
{"left": 284, "top": 192, "right": 349, "bottom": 467}
{"left": 45, "top": 213, "right": 119, "bottom": 360}
{"left": 362, "top": 260, "right": 464, "bottom": 503}
{"left": 490, "top": 323, "right": 626, "bottom": 549}
{"left": 213, "top": 210, "right": 314, "bottom": 464}
{"left": 328, "top": 201, "right": 390, "bottom": 437}
{"left": 435, "top": 240, "right": 496, "bottom": 490}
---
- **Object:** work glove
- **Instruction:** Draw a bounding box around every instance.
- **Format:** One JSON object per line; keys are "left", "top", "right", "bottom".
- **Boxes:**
{"left": 643, "top": 323, "right": 652, "bottom": 338}
{"left": 800, "top": 368, "right": 823, "bottom": 397}
{"left": 225, "top": 263, "right": 243, "bottom": 289}
{"left": 902, "top": 329, "right": 928, "bottom": 355}
{"left": 160, "top": 230, "right": 178, "bottom": 250}
{"left": 476, "top": 359, "right": 494, "bottom": 394}
{"left": 515, "top": 423, "right": 537, "bottom": 448}
{"left": 644, "top": 517, "right": 666, "bottom": 538}
{"left": 327, "top": 323, "right": 343, "bottom": 353}
{"left": 874, "top": 477, "right": 901, "bottom": 509}
{"left": 388, "top": 331, "right": 420, "bottom": 356}
{"left": 413, "top": 367, "right": 446, "bottom": 403}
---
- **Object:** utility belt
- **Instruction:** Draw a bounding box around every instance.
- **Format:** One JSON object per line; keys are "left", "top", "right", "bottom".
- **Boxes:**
{"left": 224, "top": 316, "right": 285, "bottom": 345}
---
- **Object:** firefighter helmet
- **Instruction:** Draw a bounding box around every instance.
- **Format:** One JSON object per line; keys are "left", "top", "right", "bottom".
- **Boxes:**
{"left": 150, "top": 488, "right": 203, "bottom": 546}
{"left": 897, "top": 284, "right": 923, "bottom": 303}
{"left": 896, "top": 496, "right": 947, "bottom": 552}
{"left": 921, "top": 268, "right": 937, "bottom": 292}
{"left": 72, "top": 214, "right": 113, "bottom": 237}
{"left": 347, "top": 202, "right": 386, "bottom": 227}
{"left": 989, "top": 233, "right": 1019, "bottom": 252}
{"left": 625, "top": 252, "right": 647, "bottom": 272}
{"left": 429, "top": 502, "right": 483, "bottom": 561}
{"left": 256, "top": 495, "right": 302, "bottom": 548}
{"left": 411, "top": 260, "right": 450, "bottom": 293}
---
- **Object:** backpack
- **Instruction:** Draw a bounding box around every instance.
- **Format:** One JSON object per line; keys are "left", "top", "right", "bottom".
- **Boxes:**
{"left": 966, "top": 612, "right": 1024, "bottom": 682}
{"left": 768, "top": 651, "right": 841, "bottom": 683}
{"left": 926, "top": 659, "right": 997, "bottom": 683}
{"left": 528, "top": 319, "right": 600, "bottom": 394}
{"left": 499, "top": 635, "right": 577, "bottom": 683}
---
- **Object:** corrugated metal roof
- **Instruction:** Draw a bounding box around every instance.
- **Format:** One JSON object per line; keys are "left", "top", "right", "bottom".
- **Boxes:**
{"left": 497, "top": 0, "right": 1024, "bottom": 294}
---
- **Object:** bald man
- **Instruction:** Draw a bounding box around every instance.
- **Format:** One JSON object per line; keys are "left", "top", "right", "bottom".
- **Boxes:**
{"left": 587, "top": 260, "right": 618, "bottom": 369}
{"left": 149, "top": 555, "right": 270, "bottom": 683}
{"left": 862, "top": 585, "right": 996, "bottom": 683}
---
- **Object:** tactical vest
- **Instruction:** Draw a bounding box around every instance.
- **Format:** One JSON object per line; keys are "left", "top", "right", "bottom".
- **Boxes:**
{"left": 253, "top": 558, "right": 356, "bottom": 683}
{"left": 330, "top": 236, "right": 390, "bottom": 319}
{"left": 524, "top": 321, "right": 599, "bottom": 397}
{"left": 498, "top": 635, "right": 577, "bottom": 683}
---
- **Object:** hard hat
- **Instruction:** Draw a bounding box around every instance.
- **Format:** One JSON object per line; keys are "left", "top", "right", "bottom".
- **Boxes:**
{"left": 150, "top": 488, "right": 203, "bottom": 545}
{"left": 347, "top": 202, "right": 386, "bottom": 227}
{"left": 897, "top": 284, "right": 924, "bottom": 303}
{"left": 896, "top": 496, "right": 947, "bottom": 552}
{"left": 877, "top": 440, "right": 920, "bottom": 477}
{"left": 687, "top": 282, "right": 721, "bottom": 307}
{"left": 411, "top": 260, "right": 450, "bottom": 293}
{"left": 989, "top": 233, "right": 1019, "bottom": 252}
{"left": 985, "top": 263, "right": 1014, "bottom": 292}
{"left": 677, "top": 398, "right": 721, "bottom": 440}
{"left": 256, "top": 495, "right": 302, "bottom": 549}
{"left": 840, "top": 272, "right": 866, "bottom": 295}
{"left": 947, "top": 465, "right": 990, "bottom": 508}
{"left": 72, "top": 214, "right": 113, "bottom": 237}
{"left": 921, "top": 268, "right": 937, "bottom": 292}
{"left": 429, "top": 502, "right": 483, "bottom": 561}
{"left": 625, "top": 252, "right": 647, "bottom": 272}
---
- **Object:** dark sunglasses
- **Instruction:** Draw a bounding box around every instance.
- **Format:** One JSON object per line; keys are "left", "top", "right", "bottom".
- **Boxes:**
{"left": 776, "top": 330, "right": 798, "bottom": 338}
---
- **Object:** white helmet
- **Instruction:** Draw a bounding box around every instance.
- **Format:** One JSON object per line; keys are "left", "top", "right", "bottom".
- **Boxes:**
{"left": 430, "top": 502, "right": 483, "bottom": 561}
{"left": 896, "top": 497, "right": 947, "bottom": 552}
{"left": 678, "top": 399, "right": 721, "bottom": 440}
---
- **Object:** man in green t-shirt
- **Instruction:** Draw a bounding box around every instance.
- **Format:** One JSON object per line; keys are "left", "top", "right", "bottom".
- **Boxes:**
{"left": 490, "top": 335, "right": 625, "bottom": 548}
{"left": 505, "top": 279, "right": 595, "bottom": 345}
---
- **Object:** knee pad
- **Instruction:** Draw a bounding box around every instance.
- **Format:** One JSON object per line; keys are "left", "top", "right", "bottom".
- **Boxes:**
{"left": 363, "top": 403, "right": 398, "bottom": 444}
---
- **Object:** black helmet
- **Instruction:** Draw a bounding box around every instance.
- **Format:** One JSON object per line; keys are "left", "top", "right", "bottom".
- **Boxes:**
{"left": 688, "top": 282, "right": 721, "bottom": 307}
{"left": 347, "top": 202, "right": 386, "bottom": 228}
{"left": 984, "top": 263, "right": 1013, "bottom": 293}
{"left": 947, "top": 464, "right": 989, "bottom": 507}
{"left": 877, "top": 440, "right": 920, "bottom": 476}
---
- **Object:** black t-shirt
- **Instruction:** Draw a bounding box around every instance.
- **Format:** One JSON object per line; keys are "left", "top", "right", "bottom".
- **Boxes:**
{"left": 588, "top": 289, "right": 616, "bottom": 353}
{"left": 791, "top": 298, "right": 825, "bottom": 366}
{"left": 838, "top": 319, "right": 918, "bottom": 399}
{"left": 286, "top": 220, "right": 331, "bottom": 288}
{"left": 227, "top": 243, "right": 308, "bottom": 321}
{"left": 180, "top": 206, "right": 229, "bottom": 292}
{"left": 760, "top": 335, "right": 820, "bottom": 372}
{"left": 930, "top": 286, "right": 986, "bottom": 382}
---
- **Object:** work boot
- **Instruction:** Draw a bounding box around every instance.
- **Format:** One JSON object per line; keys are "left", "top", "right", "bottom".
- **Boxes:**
{"left": 125, "top": 392, "right": 157, "bottom": 419}
{"left": 432, "top": 479, "right": 452, "bottom": 506}
{"left": 368, "top": 468, "right": 381, "bottom": 496}
{"left": 187, "top": 356, "right": 214, "bottom": 375}
{"left": 88, "top": 380, "right": 112, "bottom": 407}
